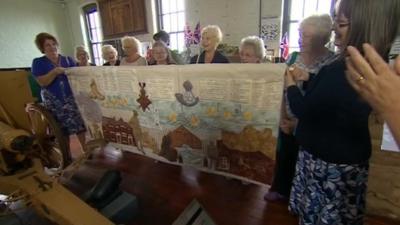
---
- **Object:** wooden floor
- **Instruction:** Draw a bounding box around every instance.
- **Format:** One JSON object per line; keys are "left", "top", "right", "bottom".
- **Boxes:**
{"left": 62, "top": 141, "right": 400, "bottom": 225}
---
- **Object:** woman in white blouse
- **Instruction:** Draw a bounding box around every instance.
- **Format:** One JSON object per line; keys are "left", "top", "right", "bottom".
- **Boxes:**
{"left": 120, "top": 36, "right": 147, "bottom": 66}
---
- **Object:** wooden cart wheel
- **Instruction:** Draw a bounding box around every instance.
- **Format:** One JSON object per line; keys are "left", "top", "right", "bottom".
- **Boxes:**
{"left": 25, "top": 103, "right": 71, "bottom": 171}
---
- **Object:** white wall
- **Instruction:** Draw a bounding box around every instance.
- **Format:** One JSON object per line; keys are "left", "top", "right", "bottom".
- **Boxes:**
{"left": 0, "top": 0, "right": 74, "bottom": 68}
{"left": 65, "top": 0, "right": 92, "bottom": 48}
{"left": 185, "top": 0, "right": 283, "bottom": 55}
{"left": 185, "top": 0, "right": 260, "bottom": 45}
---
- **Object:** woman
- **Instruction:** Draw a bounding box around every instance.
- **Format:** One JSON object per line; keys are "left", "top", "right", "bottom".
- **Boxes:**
{"left": 31, "top": 32, "right": 86, "bottom": 152}
{"left": 239, "top": 36, "right": 266, "bottom": 63}
{"left": 190, "top": 25, "right": 229, "bottom": 64}
{"left": 286, "top": 0, "right": 400, "bottom": 224}
{"left": 153, "top": 30, "right": 170, "bottom": 46}
{"left": 120, "top": 36, "right": 147, "bottom": 66}
{"left": 265, "top": 14, "right": 334, "bottom": 202}
{"left": 152, "top": 30, "right": 184, "bottom": 64}
{"left": 75, "top": 46, "right": 96, "bottom": 66}
{"left": 102, "top": 45, "right": 120, "bottom": 66}
{"left": 149, "top": 41, "right": 176, "bottom": 65}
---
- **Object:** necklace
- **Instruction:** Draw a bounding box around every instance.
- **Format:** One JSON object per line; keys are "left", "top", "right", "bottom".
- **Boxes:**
{"left": 48, "top": 55, "right": 61, "bottom": 67}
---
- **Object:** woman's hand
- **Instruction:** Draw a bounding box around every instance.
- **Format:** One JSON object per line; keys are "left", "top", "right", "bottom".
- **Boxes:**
{"left": 345, "top": 43, "right": 400, "bottom": 116}
{"left": 51, "top": 67, "right": 66, "bottom": 76}
{"left": 285, "top": 68, "right": 296, "bottom": 88}
{"left": 36, "top": 67, "right": 65, "bottom": 87}
{"left": 285, "top": 65, "right": 310, "bottom": 88}
{"left": 346, "top": 43, "right": 400, "bottom": 147}
{"left": 289, "top": 65, "right": 310, "bottom": 81}
{"left": 280, "top": 118, "right": 298, "bottom": 135}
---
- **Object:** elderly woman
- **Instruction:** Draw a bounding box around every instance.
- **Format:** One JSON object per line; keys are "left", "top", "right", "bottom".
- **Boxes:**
{"left": 102, "top": 45, "right": 120, "bottom": 66}
{"left": 265, "top": 14, "right": 334, "bottom": 202}
{"left": 285, "top": 0, "right": 400, "bottom": 224}
{"left": 31, "top": 32, "right": 86, "bottom": 152}
{"left": 120, "top": 36, "right": 147, "bottom": 66}
{"left": 239, "top": 36, "right": 265, "bottom": 63}
{"left": 75, "top": 46, "right": 95, "bottom": 66}
{"left": 149, "top": 41, "right": 176, "bottom": 65}
{"left": 190, "top": 25, "right": 229, "bottom": 64}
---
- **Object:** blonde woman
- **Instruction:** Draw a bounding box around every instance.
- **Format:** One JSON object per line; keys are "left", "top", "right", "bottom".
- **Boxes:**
{"left": 120, "top": 36, "right": 147, "bottom": 66}
{"left": 239, "top": 36, "right": 265, "bottom": 63}
{"left": 190, "top": 25, "right": 229, "bottom": 64}
{"left": 75, "top": 46, "right": 95, "bottom": 66}
{"left": 102, "top": 45, "right": 120, "bottom": 66}
{"left": 149, "top": 41, "right": 176, "bottom": 65}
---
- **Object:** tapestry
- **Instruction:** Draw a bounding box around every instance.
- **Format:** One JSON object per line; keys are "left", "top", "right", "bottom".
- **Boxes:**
{"left": 67, "top": 64, "right": 285, "bottom": 184}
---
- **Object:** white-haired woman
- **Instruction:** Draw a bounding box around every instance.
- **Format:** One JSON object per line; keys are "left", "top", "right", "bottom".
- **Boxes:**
{"left": 75, "top": 46, "right": 95, "bottom": 66}
{"left": 102, "top": 45, "right": 120, "bottom": 66}
{"left": 239, "top": 36, "right": 266, "bottom": 63}
{"left": 265, "top": 14, "right": 335, "bottom": 202}
{"left": 190, "top": 25, "right": 229, "bottom": 64}
{"left": 120, "top": 36, "right": 147, "bottom": 66}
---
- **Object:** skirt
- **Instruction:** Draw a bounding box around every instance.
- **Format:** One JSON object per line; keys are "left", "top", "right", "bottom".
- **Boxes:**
{"left": 289, "top": 150, "right": 369, "bottom": 225}
{"left": 42, "top": 90, "right": 86, "bottom": 136}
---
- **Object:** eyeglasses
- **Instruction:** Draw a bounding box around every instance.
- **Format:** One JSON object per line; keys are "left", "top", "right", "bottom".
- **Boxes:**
{"left": 333, "top": 20, "right": 350, "bottom": 28}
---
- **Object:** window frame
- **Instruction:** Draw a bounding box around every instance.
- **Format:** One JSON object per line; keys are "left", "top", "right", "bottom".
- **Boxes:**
{"left": 156, "top": 0, "right": 186, "bottom": 52}
{"left": 82, "top": 3, "right": 103, "bottom": 65}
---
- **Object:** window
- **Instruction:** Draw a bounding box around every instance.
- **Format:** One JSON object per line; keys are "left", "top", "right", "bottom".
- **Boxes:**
{"left": 283, "top": 0, "right": 335, "bottom": 53}
{"left": 157, "top": 0, "right": 186, "bottom": 52}
{"left": 83, "top": 3, "right": 103, "bottom": 65}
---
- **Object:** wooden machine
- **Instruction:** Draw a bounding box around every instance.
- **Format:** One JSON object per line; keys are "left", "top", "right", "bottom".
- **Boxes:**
{"left": 0, "top": 70, "right": 114, "bottom": 225}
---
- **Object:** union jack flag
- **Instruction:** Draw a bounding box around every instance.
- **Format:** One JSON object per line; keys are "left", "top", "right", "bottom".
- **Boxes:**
{"left": 184, "top": 22, "right": 201, "bottom": 47}
{"left": 280, "top": 32, "right": 289, "bottom": 61}
{"left": 193, "top": 22, "right": 201, "bottom": 44}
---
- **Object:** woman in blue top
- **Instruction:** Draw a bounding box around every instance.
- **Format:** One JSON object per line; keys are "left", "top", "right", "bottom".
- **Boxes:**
{"left": 31, "top": 32, "right": 86, "bottom": 151}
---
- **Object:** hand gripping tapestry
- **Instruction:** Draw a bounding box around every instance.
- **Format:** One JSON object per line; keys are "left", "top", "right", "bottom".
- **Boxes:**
{"left": 67, "top": 64, "right": 285, "bottom": 185}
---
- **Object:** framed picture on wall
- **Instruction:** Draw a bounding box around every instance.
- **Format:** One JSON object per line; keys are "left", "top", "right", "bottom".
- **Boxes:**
{"left": 266, "top": 49, "right": 275, "bottom": 57}
{"left": 260, "top": 17, "right": 280, "bottom": 43}
{"left": 265, "top": 49, "right": 275, "bottom": 62}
